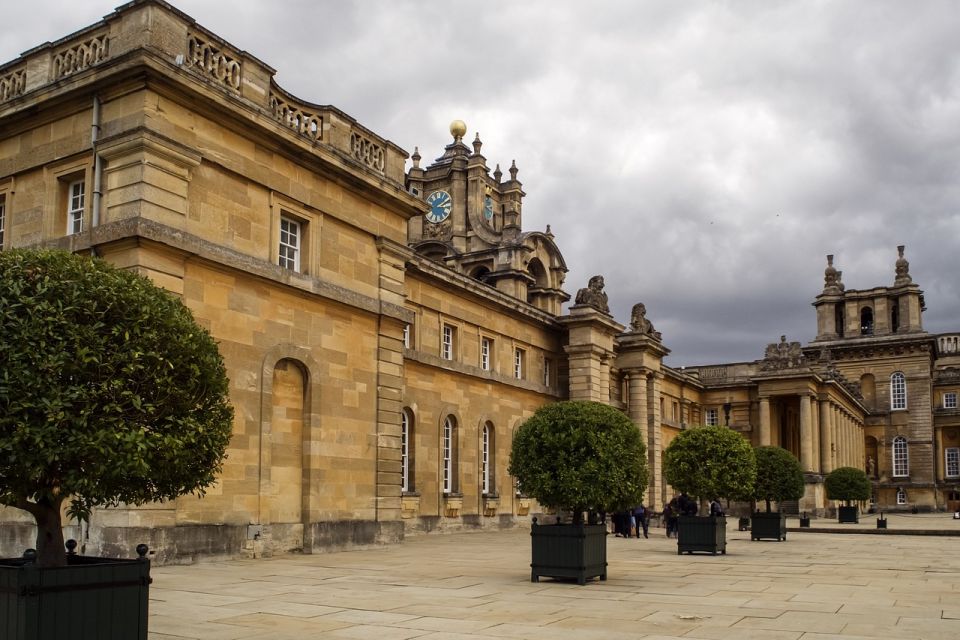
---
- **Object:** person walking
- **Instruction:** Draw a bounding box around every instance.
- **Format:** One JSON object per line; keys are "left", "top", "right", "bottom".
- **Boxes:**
{"left": 633, "top": 503, "right": 649, "bottom": 538}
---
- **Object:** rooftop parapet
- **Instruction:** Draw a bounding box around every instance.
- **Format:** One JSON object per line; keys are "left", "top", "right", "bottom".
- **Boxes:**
{"left": 0, "top": 0, "right": 407, "bottom": 183}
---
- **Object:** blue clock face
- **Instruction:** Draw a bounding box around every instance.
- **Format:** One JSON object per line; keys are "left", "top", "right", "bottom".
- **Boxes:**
{"left": 483, "top": 196, "right": 494, "bottom": 221}
{"left": 425, "top": 190, "right": 452, "bottom": 223}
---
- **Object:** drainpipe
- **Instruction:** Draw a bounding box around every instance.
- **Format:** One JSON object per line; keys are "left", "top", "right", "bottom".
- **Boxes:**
{"left": 91, "top": 96, "right": 103, "bottom": 245}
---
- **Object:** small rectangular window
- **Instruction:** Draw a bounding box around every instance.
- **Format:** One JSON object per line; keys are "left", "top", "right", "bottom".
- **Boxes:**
{"left": 673, "top": 401, "right": 679, "bottom": 420}
{"left": 705, "top": 408, "right": 719, "bottom": 426}
{"left": 481, "top": 337, "right": 492, "bottom": 371}
{"left": 442, "top": 325, "right": 455, "bottom": 360}
{"left": 278, "top": 216, "right": 301, "bottom": 271}
{"left": 67, "top": 180, "right": 85, "bottom": 235}
{"left": 543, "top": 357, "right": 552, "bottom": 387}
{"left": 947, "top": 448, "right": 960, "bottom": 478}
{"left": 403, "top": 323, "right": 411, "bottom": 349}
{"left": 514, "top": 348, "right": 525, "bottom": 380}
{"left": 944, "top": 392, "right": 957, "bottom": 409}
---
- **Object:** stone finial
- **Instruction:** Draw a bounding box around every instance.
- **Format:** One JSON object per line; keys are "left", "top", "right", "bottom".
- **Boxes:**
{"left": 509, "top": 159, "right": 518, "bottom": 181}
{"left": 894, "top": 244, "right": 912, "bottom": 286}
{"left": 629, "top": 302, "right": 662, "bottom": 340}
{"left": 823, "top": 254, "right": 844, "bottom": 293}
{"left": 472, "top": 132, "right": 482, "bottom": 155}
{"left": 573, "top": 275, "right": 610, "bottom": 314}
{"left": 545, "top": 224, "right": 553, "bottom": 237}
{"left": 493, "top": 163, "right": 502, "bottom": 183}
{"left": 411, "top": 146, "right": 421, "bottom": 169}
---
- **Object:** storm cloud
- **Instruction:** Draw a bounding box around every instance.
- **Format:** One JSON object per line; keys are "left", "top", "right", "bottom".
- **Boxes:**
{"left": 4, "top": 1, "right": 959, "bottom": 365}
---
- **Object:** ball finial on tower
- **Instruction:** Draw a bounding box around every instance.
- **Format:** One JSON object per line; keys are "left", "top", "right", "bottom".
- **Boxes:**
{"left": 450, "top": 119, "right": 467, "bottom": 141}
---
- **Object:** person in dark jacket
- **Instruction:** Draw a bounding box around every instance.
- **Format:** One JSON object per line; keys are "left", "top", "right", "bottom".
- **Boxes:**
{"left": 633, "top": 503, "right": 649, "bottom": 538}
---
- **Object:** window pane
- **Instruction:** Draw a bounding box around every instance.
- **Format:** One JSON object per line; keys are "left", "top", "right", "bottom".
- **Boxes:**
{"left": 946, "top": 448, "right": 959, "bottom": 478}
{"left": 278, "top": 217, "right": 301, "bottom": 271}
{"left": 892, "top": 436, "right": 908, "bottom": 477}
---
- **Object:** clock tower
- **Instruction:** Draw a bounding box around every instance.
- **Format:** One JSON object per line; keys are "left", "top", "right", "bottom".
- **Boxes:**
{"left": 406, "top": 121, "right": 569, "bottom": 314}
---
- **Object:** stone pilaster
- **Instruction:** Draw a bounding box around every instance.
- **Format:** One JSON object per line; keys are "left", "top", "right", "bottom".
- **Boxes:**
{"left": 560, "top": 305, "right": 624, "bottom": 403}
{"left": 819, "top": 399, "right": 833, "bottom": 474}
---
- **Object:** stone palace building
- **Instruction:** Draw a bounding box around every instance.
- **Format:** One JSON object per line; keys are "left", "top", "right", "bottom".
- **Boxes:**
{"left": 2, "top": 0, "right": 959, "bottom": 562}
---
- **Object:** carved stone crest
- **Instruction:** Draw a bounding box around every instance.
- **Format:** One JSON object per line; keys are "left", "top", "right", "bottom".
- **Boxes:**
{"left": 760, "top": 335, "right": 805, "bottom": 371}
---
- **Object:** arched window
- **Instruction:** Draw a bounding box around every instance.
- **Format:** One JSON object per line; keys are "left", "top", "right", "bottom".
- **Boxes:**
{"left": 860, "top": 307, "right": 874, "bottom": 335}
{"left": 892, "top": 435, "right": 909, "bottom": 477}
{"left": 890, "top": 372, "right": 907, "bottom": 410}
{"left": 835, "top": 305, "right": 845, "bottom": 337}
{"left": 481, "top": 422, "right": 496, "bottom": 495}
{"left": 896, "top": 487, "right": 907, "bottom": 505}
{"left": 442, "top": 416, "right": 458, "bottom": 494}
{"left": 891, "top": 300, "right": 900, "bottom": 333}
{"left": 401, "top": 409, "right": 414, "bottom": 492}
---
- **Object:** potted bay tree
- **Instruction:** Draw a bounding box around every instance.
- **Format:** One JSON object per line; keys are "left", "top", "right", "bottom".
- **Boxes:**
{"left": 509, "top": 400, "right": 647, "bottom": 584}
{"left": 0, "top": 249, "right": 233, "bottom": 640}
{"left": 663, "top": 425, "right": 756, "bottom": 555}
{"left": 751, "top": 446, "right": 804, "bottom": 541}
{"left": 825, "top": 466, "right": 871, "bottom": 523}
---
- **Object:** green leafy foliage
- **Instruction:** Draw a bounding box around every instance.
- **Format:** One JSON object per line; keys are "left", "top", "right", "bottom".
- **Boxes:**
{"left": 663, "top": 425, "right": 756, "bottom": 506}
{"left": 824, "top": 466, "right": 871, "bottom": 505}
{"left": 508, "top": 401, "right": 647, "bottom": 520}
{"left": 0, "top": 249, "right": 233, "bottom": 563}
{"left": 752, "top": 446, "right": 805, "bottom": 512}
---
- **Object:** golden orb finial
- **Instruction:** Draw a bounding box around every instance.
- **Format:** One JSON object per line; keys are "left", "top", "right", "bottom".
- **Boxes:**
{"left": 450, "top": 119, "right": 467, "bottom": 141}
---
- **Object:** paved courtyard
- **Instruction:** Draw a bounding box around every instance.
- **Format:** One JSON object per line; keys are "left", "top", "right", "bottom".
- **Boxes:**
{"left": 149, "top": 514, "right": 960, "bottom": 639}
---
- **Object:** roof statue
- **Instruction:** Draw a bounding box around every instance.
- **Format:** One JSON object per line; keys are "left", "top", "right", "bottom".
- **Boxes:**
{"left": 574, "top": 275, "right": 610, "bottom": 314}
{"left": 629, "top": 302, "right": 662, "bottom": 340}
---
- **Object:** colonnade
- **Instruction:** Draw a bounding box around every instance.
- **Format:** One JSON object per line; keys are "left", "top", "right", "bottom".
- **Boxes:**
{"left": 758, "top": 393, "right": 865, "bottom": 475}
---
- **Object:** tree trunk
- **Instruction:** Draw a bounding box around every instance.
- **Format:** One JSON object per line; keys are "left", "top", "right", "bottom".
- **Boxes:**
{"left": 765, "top": 498, "right": 772, "bottom": 513}
{"left": 19, "top": 496, "right": 66, "bottom": 567}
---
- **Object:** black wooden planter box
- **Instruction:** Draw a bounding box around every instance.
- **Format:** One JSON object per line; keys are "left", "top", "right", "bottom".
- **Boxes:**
{"left": 838, "top": 505, "right": 859, "bottom": 524}
{"left": 530, "top": 518, "right": 607, "bottom": 585}
{"left": 677, "top": 515, "right": 726, "bottom": 555}
{"left": 750, "top": 512, "right": 787, "bottom": 541}
{"left": 0, "top": 549, "right": 151, "bottom": 640}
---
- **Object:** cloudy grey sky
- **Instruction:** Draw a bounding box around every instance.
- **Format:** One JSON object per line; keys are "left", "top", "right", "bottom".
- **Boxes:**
{"left": 4, "top": 1, "right": 959, "bottom": 366}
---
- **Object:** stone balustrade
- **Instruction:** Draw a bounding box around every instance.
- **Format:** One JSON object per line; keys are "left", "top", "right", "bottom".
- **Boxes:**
{"left": 0, "top": 1, "right": 406, "bottom": 184}
{"left": 938, "top": 334, "right": 960, "bottom": 355}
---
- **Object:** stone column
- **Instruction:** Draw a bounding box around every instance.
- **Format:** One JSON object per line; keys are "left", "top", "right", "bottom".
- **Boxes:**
{"left": 831, "top": 405, "right": 840, "bottom": 470}
{"left": 819, "top": 400, "right": 833, "bottom": 474}
{"left": 626, "top": 371, "right": 648, "bottom": 447}
{"left": 759, "top": 397, "right": 772, "bottom": 446}
{"left": 599, "top": 354, "right": 611, "bottom": 403}
{"left": 810, "top": 395, "right": 821, "bottom": 472}
{"left": 799, "top": 394, "right": 814, "bottom": 472}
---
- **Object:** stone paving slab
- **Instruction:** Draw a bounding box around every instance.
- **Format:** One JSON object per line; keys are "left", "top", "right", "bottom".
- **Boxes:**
{"left": 148, "top": 516, "right": 960, "bottom": 639}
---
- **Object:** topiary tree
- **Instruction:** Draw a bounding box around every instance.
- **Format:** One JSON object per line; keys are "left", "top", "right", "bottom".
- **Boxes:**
{"left": 663, "top": 425, "right": 756, "bottom": 514}
{"left": 0, "top": 249, "right": 234, "bottom": 567}
{"left": 752, "top": 446, "right": 805, "bottom": 513}
{"left": 824, "top": 466, "right": 871, "bottom": 506}
{"left": 508, "top": 400, "right": 647, "bottom": 524}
